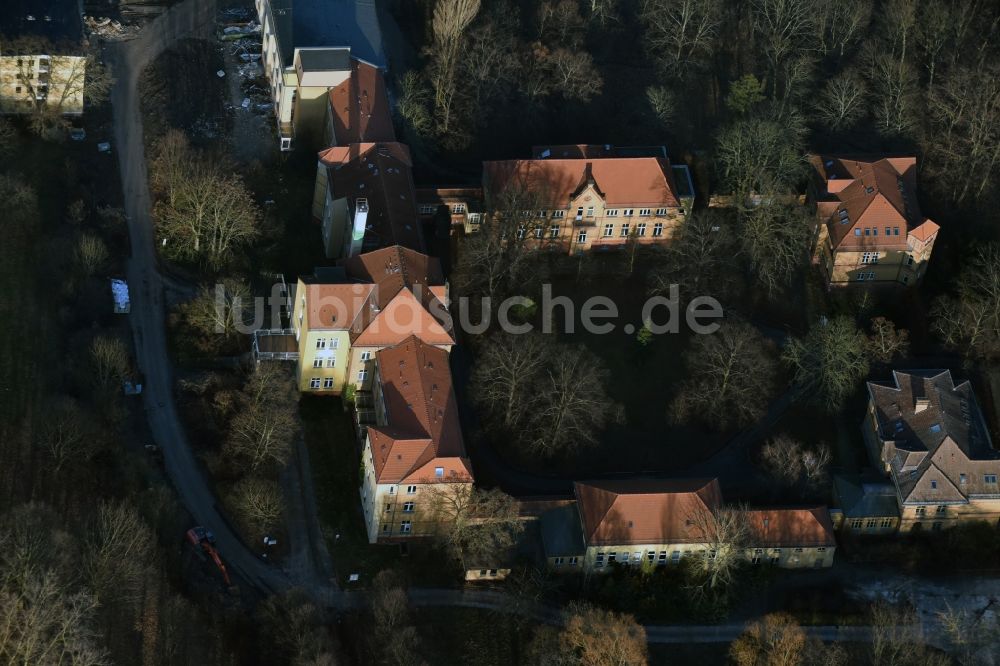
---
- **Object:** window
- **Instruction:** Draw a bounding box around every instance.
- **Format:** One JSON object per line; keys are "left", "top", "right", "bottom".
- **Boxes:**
{"left": 537, "top": 210, "right": 547, "bottom": 218}
{"left": 865, "top": 228, "right": 871, "bottom": 236}
{"left": 653, "top": 223, "right": 664, "bottom": 237}
{"left": 534, "top": 227, "right": 543, "bottom": 239}
{"left": 322, "top": 378, "right": 334, "bottom": 389}
{"left": 655, "top": 208, "right": 667, "bottom": 216}
{"left": 360, "top": 351, "right": 372, "bottom": 361}
{"left": 586, "top": 206, "right": 594, "bottom": 217}
{"left": 893, "top": 227, "right": 900, "bottom": 235}
{"left": 577, "top": 230, "right": 587, "bottom": 244}
{"left": 388, "top": 486, "right": 396, "bottom": 495}
{"left": 384, "top": 504, "right": 392, "bottom": 513}
{"left": 646, "top": 551, "right": 655, "bottom": 562}
{"left": 769, "top": 550, "right": 781, "bottom": 564}
{"left": 403, "top": 502, "right": 415, "bottom": 513}
{"left": 313, "top": 358, "right": 323, "bottom": 368}
{"left": 960, "top": 473, "right": 968, "bottom": 485}
{"left": 595, "top": 553, "right": 605, "bottom": 568}
{"left": 606, "top": 209, "right": 618, "bottom": 217}
{"left": 550, "top": 225, "right": 560, "bottom": 238}
{"left": 419, "top": 204, "right": 436, "bottom": 215}
{"left": 382, "top": 524, "right": 389, "bottom": 533}
{"left": 452, "top": 203, "right": 466, "bottom": 213}
{"left": 936, "top": 505, "right": 947, "bottom": 515}
{"left": 885, "top": 226, "right": 891, "bottom": 236}
{"left": 326, "top": 356, "right": 336, "bottom": 368}
{"left": 850, "top": 519, "right": 863, "bottom": 529}
{"left": 880, "top": 518, "right": 893, "bottom": 528}
{"left": 316, "top": 338, "right": 327, "bottom": 349}
{"left": 638, "top": 208, "right": 651, "bottom": 216}
{"left": 794, "top": 547, "right": 803, "bottom": 553}
{"left": 752, "top": 549, "right": 763, "bottom": 564}
{"left": 987, "top": 474, "right": 998, "bottom": 484}
{"left": 15, "top": 86, "right": 21, "bottom": 94}
{"left": 400, "top": 521, "right": 411, "bottom": 533}
{"left": 309, "top": 377, "right": 321, "bottom": 389}
{"left": 861, "top": 252, "right": 879, "bottom": 264}
{"left": 469, "top": 213, "right": 481, "bottom": 225}
{"left": 554, "top": 557, "right": 564, "bottom": 566}
{"left": 873, "top": 227, "right": 878, "bottom": 236}
{"left": 915, "top": 506, "right": 927, "bottom": 517}
{"left": 865, "top": 519, "right": 877, "bottom": 529}
{"left": 435, "top": 467, "right": 444, "bottom": 478}
{"left": 930, "top": 480, "right": 937, "bottom": 489}
{"left": 855, "top": 229, "right": 862, "bottom": 237}
{"left": 620, "top": 224, "right": 630, "bottom": 237}
{"left": 623, "top": 208, "right": 634, "bottom": 216}
{"left": 569, "top": 556, "right": 578, "bottom": 566}
{"left": 576, "top": 207, "right": 584, "bottom": 218}
{"left": 637, "top": 223, "right": 646, "bottom": 236}
{"left": 632, "top": 552, "right": 641, "bottom": 563}
{"left": 406, "top": 485, "right": 417, "bottom": 495}
{"left": 552, "top": 210, "right": 565, "bottom": 219}
{"left": 603, "top": 223, "right": 614, "bottom": 237}
{"left": 658, "top": 551, "right": 667, "bottom": 563}
{"left": 516, "top": 227, "right": 526, "bottom": 240}
{"left": 932, "top": 522, "right": 943, "bottom": 531}
{"left": 670, "top": 550, "right": 681, "bottom": 563}
{"left": 357, "top": 369, "right": 368, "bottom": 382}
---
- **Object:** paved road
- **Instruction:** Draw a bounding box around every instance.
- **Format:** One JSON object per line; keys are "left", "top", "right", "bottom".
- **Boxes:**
{"left": 109, "top": 0, "right": 289, "bottom": 594}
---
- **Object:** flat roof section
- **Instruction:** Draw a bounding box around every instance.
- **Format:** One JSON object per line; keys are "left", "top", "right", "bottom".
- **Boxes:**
{"left": 270, "top": 0, "right": 385, "bottom": 68}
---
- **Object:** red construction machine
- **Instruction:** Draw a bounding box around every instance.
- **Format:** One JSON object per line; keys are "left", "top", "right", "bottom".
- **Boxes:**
{"left": 185, "top": 526, "right": 232, "bottom": 587}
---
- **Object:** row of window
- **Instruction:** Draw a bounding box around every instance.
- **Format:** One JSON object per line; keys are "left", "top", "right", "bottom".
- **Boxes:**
{"left": 418, "top": 204, "right": 468, "bottom": 215}
{"left": 850, "top": 518, "right": 895, "bottom": 529}
{"left": 314, "top": 338, "right": 341, "bottom": 350}
{"left": 553, "top": 556, "right": 579, "bottom": 566}
{"left": 594, "top": 546, "right": 827, "bottom": 568}
{"left": 385, "top": 502, "right": 415, "bottom": 512}
{"left": 854, "top": 226, "right": 901, "bottom": 237}
{"left": 602, "top": 222, "right": 663, "bottom": 238}
{"left": 855, "top": 271, "right": 877, "bottom": 281}
{"left": 381, "top": 521, "right": 411, "bottom": 534}
{"left": 313, "top": 355, "right": 337, "bottom": 368}
{"left": 574, "top": 207, "right": 669, "bottom": 218}
{"left": 309, "top": 368, "right": 368, "bottom": 388}
{"left": 516, "top": 222, "right": 666, "bottom": 242}
{"left": 388, "top": 485, "right": 419, "bottom": 495}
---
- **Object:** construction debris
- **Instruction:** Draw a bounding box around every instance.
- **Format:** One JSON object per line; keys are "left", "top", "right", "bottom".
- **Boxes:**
{"left": 84, "top": 15, "right": 140, "bottom": 40}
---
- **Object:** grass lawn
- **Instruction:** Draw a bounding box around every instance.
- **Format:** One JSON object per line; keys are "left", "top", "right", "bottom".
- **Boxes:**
{"left": 300, "top": 395, "right": 462, "bottom": 587}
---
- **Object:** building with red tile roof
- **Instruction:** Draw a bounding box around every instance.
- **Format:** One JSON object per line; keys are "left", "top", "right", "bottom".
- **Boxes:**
{"left": 537, "top": 479, "right": 836, "bottom": 572}
{"left": 290, "top": 245, "right": 453, "bottom": 394}
{"left": 809, "top": 155, "right": 938, "bottom": 287}
{"left": 359, "top": 337, "right": 473, "bottom": 542}
{"left": 482, "top": 145, "right": 694, "bottom": 253}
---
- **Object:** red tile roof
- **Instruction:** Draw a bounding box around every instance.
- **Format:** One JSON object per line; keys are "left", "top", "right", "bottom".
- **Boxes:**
{"left": 327, "top": 58, "right": 395, "bottom": 145}
{"left": 744, "top": 507, "right": 836, "bottom": 548}
{"left": 368, "top": 336, "right": 471, "bottom": 484}
{"left": 809, "top": 155, "right": 937, "bottom": 251}
{"left": 573, "top": 479, "right": 722, "bottom": 546}
{"left": 319, "top": 142, "right": 424, "bottom": 253}
{"left": 483, "top": 155, "right": 681, "bottom": 208}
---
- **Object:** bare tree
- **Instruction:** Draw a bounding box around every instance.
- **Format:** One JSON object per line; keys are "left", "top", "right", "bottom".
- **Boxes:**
{"left": 646, "top": 85, "right": 676, "bottom": 126}
{"left": 585, "top": 0, "right": 619, "bottom": 26}
{"left": 640, "top": 0, "right": 722, "bottom": 78}
{"left": 867, "top": 317, "right": 910, "bottom": 365}
{"left": 180, "top": 279, "right": 253, "bottom": 342}
{"left": 870, "top": 602, "right": 949, "bottom": 666}
{"left": 222, "top": 364, "right": 299, "bottom": 474}
{"left": 760, "top": 435, "right": 832, "bottom": 488}
{"left": 547, "top": 602, "right": 648, "bottom": 666}
{"left": 730, "top": 612, "right": 807, "bottom": 666}
{"left": 687, "top": 503, "right": 751, "bottom": 593}
{"left": 815, "top": 68, "right": 868, "bottom": 130}
{"left": 0, "top": 118, "right": 16, "bottom": 157}
{"left": 738, "top": 203, "right": 811, "bottom": 296}
{"left": 931, "top": 244, "right": 1000, "bottom": 361}
{"left": 425, "top": 485, "right": 523, "bottom": 570}
{"left": 528, "top": 345, "right": 612, "bottom": 455}
{"left": 648, "top": 209, "right": 740, "bottom": 303}
{"left": 427, "top": 0, "right": 481, "bottom": 139}
{"left": 471, "top": 332, "right": 549, "bottom": 429}
{"left": 816, "top": 0, "right": 872, "bottom": 58}
{"left": 881, "top": 0, "right": 918, "bottom": 65}
{"left": 149, "top": 131, "right": 260, "bottom": 268}
{"left": 227, "top": 476, "right": 285, "bottom": 537}
{"left": 670, "top": 320, "right": 778, "bottom": 430}
{"left": 750, "top": 0, "right": 817, "bottom": 92}
{"left": 783, "top": 316, "right": 870, "bottom": 410}
{"left": 538, "top": 0, "right": 585, "bottom": 48}
{"left": 89, "top": 336, "right": 130, "bottom": 390}
{"left": 74, "top": 234, "right": 109, "bottom": 277}
{"left": 715, "top": 116, "right": 806, "bottom": 198}
{"left": 39, "top": 396, "right": 102, "bottom": 473}
{"left": 84, "top": 502, "right": 155, "bottom": 612}
{"left": 867, "top": 51, "right": 919, "bottom": 137}
{"left": 396, "top": 71, "right": 434, "bottom": 139}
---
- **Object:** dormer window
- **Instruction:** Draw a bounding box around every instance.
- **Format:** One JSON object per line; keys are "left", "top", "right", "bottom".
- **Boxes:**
{"left": 435, "top": 467, "right": 444, "bottom": 478}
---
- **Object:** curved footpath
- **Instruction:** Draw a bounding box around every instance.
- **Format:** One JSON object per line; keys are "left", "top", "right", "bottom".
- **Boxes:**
{"left": 106, "top": 0, "right": 968, "bottom": 651}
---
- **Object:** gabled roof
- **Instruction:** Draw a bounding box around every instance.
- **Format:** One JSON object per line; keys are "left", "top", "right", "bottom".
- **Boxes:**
{"left": 368, "top": 337, "right": 471, "bottom": 484}
{"left": 483, "top": 155, "right": 681, "bottom": 208}
{"left": 744, "top": 507, "right": 836, "bottom": 548}
{"left": 809, "top": 155, "right": 937, "bottom": 251}
{"left": 319, "top": 142, "right": 424, "bottom": 253}
{"left": 833, "top": 475, "right": 900, "bottom": 519}
{"left": 573, "top": 479, "right": 722, "bottom": 546}
{"left": 868, "top": 370, "right": 1000, "bottom": 504}
{"left": 326, "top": 58, "right": 395, "bottom": 145}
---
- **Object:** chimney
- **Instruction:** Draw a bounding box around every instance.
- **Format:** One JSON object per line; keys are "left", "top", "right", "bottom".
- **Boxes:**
{"left": 348, "top": 198, "right": 368, "bottom": 257}
{"left": 915, "top": 397, "right": 930, "bottom": 413}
